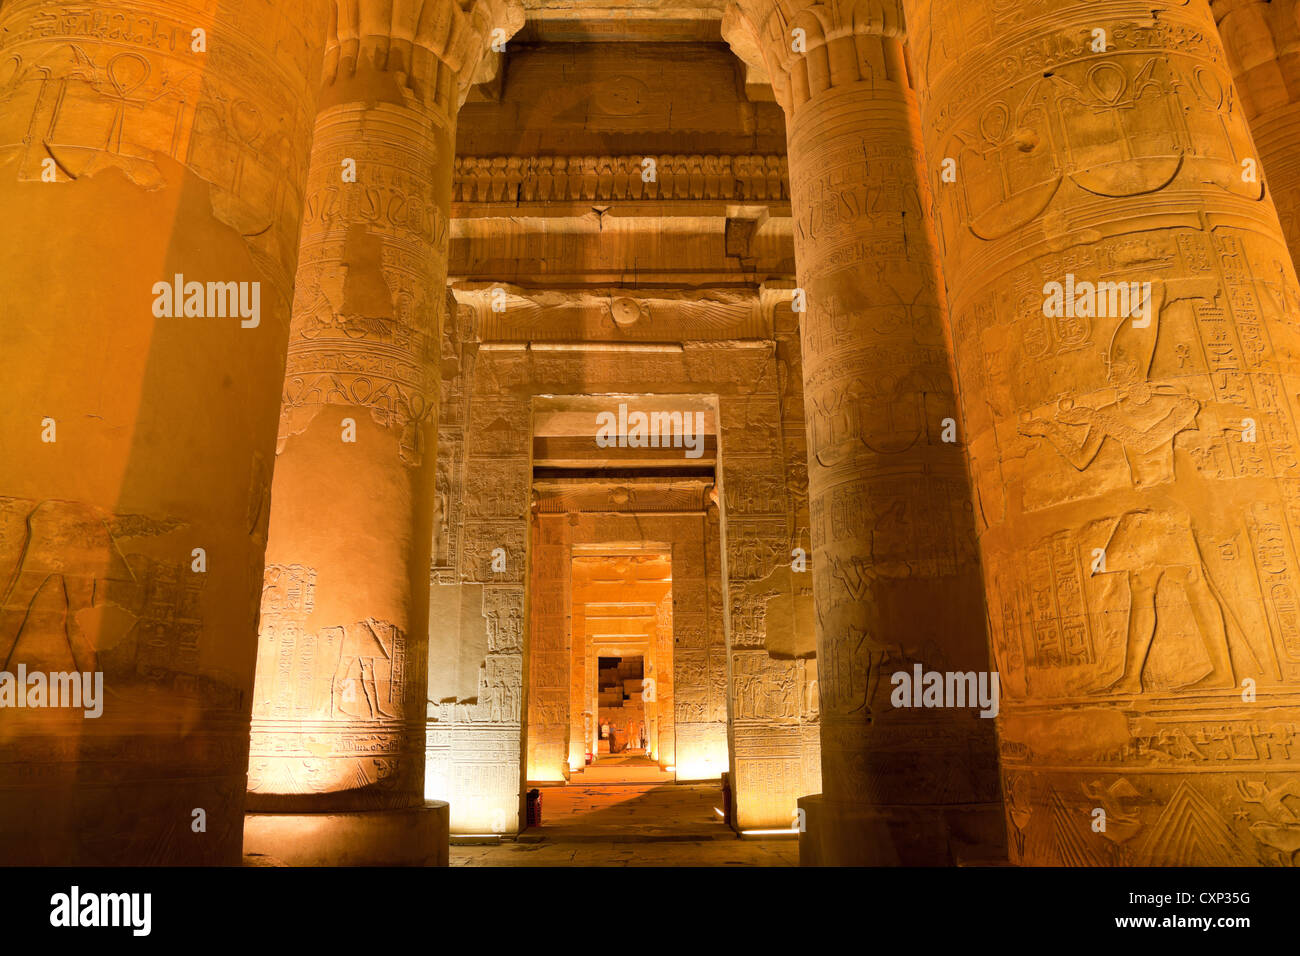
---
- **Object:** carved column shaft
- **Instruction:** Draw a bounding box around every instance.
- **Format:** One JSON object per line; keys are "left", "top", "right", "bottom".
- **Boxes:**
{"left": 247, "top": 91, "right": 448, "bottom": 815}
{"left": 905, "top": 0, "right": 1300, "bottom": 865}
{"left": 1212, "top": 0, "right": 1300, "bottom": 267}
{"left": 526, "top": 511, "right": 571, "bottom": 781}
{"left": 726, "top": 0, "right": 1003, "bottom": 863}
{"left": 246, "top": 0, "right": 520, "bottom": 843}
{"left": 655, "top": 591, "right": 675, "bottom": 768}
{"left": 569, "top": 595, "right": 588, "bottom": 772}
{"left": 0, "top": 0, "right": 331, "bottom": 863}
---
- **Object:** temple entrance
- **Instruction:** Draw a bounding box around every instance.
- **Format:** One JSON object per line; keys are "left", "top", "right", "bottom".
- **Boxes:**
{"left": 424, "top": 29, "right": 820, "bottom": 845}
{"left": 522, "top": 544, "right": 728, "bottom": 840}
{"left": 575, "top": 554, "right": 674, "bottom": 784}
{"left": 594, "top": 656, "right": 651, "bottom": 763}
{"left": 424, "top": 32, "right": 824, "bottom": 839}
{"left": 519, "top": 394, "right": 739, "bottom": 841}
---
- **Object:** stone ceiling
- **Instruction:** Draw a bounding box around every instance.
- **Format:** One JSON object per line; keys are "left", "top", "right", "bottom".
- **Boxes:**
{"left": 517, "top": 0, "right": 728, "bottom": 41}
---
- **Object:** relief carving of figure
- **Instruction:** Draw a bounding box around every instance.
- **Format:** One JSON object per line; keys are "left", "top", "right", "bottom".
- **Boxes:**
{"left": 1236, "top": 777, "right": 1300, "bottom": 865}
{"left": 2, "top": 499, "right": 183, "bottom": 674}
{"left": 1018, "top": 301, "right": 1237, "bottom": 693}
{"left": 333, "top": 620, "right": 395, "bottom": 719}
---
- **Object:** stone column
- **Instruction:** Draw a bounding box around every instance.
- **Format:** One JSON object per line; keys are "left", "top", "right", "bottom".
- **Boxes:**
{"left": 589, "top": 642, "right": 599, "bottom": 763}
{"left": 1211, "top": 0, "right": 1300, "bottom": 267}
{"left": 568, "top": 592, "right": 589, "bottom": 772}
{"left": 654, "top": 592, "right": 675, "bottom": 768}
{"left": 526, "top": 512, "right": 572, "bottom": 782}
{"left": 675, "top": 505, "right": 730, "bottom": 780}
{"left": 905, "top": 0, "right": 1300, "bottom": 865}
{"left": 724, "top": 0, "right": 1004, "bottom": 863}
{"left": 243, "top": 0, "right": 521, "bottom": 866}
{"left": 716, "top": 394, "right": 820, "bottom": 829}
{"left": 0, "top": 0, "right": 330, "bottom": 865}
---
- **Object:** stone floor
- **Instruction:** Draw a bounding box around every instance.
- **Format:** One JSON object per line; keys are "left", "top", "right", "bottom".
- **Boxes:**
{"left": 451, "top": 778, "right": 799, "bottom": 867}
{"left": 524, "top": 780, "right": 726, "bottom": 839}
{"left": 561, "top": 758, "right": 678, "bottom": 786}
{"left": 450, "top": 837, "right": 798, "bottom": 866}
{"left": 595, "top": 751, "right": 653, "bottom": 762}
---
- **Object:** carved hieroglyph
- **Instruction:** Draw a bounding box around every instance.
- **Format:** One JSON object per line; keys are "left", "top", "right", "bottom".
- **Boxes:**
{"left": 724, "top": 0, "right": 1004, "bottom": 861}
{"left": 906, "top": 0, "right": 1300, "bottom": 865}
{"left": 0, "top": 0, "right": 331, "bottom": 864}
{"left": 716, "top": 391, "right": 823, "bottom": 825}
{"left": 1212, "top": 0, "right": 1300, "bottom": 269}
{"left": 428, "top": 37, "right": 816, "bottom": 831}
{"left": 426, "top": 299, "right": 530, "bottom": 833}
{"left": 526, "top": 513, "right": 573, "bottom": 779}
{"left": 248, "top": 0, "right": 523, "bottom": 818}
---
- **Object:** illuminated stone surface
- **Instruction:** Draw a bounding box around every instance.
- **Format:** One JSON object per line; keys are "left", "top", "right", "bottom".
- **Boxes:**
{"left": 448, "top": 779, "right": 799, "bottom": 866}
{"left": 242, "top": 0, "right": 523, "bottom": 865}
{"left": 565, "top": 552, "right": 675, "bottom": 775}
{"left": 244, "top": 800, "right": 450, "bottom": 866}
{"left": 451, "top": 838, "right": 799, "bottom": 866}
{"left": 427, "top": 37, "right": 820, "bottom": 832}
{"left": 523, "top": 778, "right": 725, "bottom": 840}
{"left": 905, "top": 0, "right": 1300, "bottom": 865}
{"left": 6, "top": 0, "right": 1300, "bottom": 869}
{"left": 1213, "top": 0, "right": 1300, "bottom": 267}
{"left": 723, "top": 0, "right": 1003, "bottom": 864}
{"left": 0, "top": 0, "right": 332, "bottom": 865}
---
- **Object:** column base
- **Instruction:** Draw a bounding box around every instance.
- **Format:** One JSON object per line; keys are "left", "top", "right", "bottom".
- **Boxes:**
{"left": 797, "top": 794, "right": 823, "bottom": 866}
{"left": 798, "top": 794, "right": 1007, "bottom": 866}
{"left": 243, "top": 801, "right": 449, "bottom": 866}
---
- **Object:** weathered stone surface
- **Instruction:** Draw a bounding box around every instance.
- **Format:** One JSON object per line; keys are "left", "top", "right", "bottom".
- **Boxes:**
{"left": 1212, "top": 0, "right": 1300, "bottom": 267}
{"left": 724, "top": 0, "right": 1004, "bottom": 863}
{"left": 0, "top": 0, "right": 332, "bottom": 865}
{"left": 432, "top": 374, "right": 817, "bottom": 831}
{"left": 906, "top": 0, "right": 1300, "bottom": 865}
{"left": 11, "top": 0, "right": 1300, "bottom": 870}
{"left": 457, "top": 41, "right": 786, "bottom": 156}
{"left": 245, "top": 0, "right": 523, "bottom": 864}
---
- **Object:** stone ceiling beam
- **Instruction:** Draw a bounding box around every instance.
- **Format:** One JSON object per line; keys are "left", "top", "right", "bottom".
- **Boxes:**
{"left": 516, "top": 0, "right": 728, "bottom": 42}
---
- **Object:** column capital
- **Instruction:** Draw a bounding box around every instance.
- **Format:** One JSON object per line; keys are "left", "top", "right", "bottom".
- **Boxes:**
{"left": 1209, "top": 0, "right": 1292, "bottom": 22}
{"left": 1210, "top": 0, "right": 1300, "bottom": 71}
{"left": 325, "top": 0, "right": 525, "bottom": 105}
{"left": 723, "top": 0, "right": 906, "bottom": 113}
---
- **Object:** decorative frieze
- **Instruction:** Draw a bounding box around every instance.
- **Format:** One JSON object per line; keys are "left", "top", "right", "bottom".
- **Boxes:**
{"left": 454, "top": 153, "right": 790, "bottom": 203}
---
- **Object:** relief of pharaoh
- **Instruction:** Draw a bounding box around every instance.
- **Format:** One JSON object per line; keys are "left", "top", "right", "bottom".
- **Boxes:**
{"left": 1017, "top": 284, "right": 1237, "bottom": 694}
